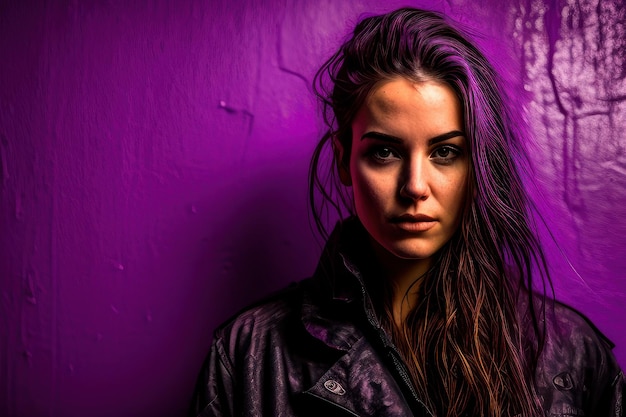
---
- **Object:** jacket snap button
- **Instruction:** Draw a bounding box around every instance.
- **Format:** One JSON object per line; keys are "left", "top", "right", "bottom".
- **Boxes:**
{"left": 553, "top": 372, "right": 574, "bottom": 391}
{"left": 323, "top": 379, "right": 346, "bottom": 395}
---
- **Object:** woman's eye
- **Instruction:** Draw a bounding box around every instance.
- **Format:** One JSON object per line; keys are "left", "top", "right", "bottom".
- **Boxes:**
{"left": 370, "top": 147, "right": 400, "bottom": 162}
{"left": 430, "top": 145, "right": 461, "bottom": 163}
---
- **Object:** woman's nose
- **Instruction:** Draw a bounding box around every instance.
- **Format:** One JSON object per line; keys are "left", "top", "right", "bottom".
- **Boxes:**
{"left": 399, "top": 160, "right": 430, "bottom": 201}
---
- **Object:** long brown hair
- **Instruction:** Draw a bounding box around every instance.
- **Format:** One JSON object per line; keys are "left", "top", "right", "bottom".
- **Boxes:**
{"left": 309, "top": 8, "right": 549, "bottom": 416}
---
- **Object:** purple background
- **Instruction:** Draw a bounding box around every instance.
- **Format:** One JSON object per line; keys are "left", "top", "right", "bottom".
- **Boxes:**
{"left": 1, "top": 1, "right": 625, "bottom": 416}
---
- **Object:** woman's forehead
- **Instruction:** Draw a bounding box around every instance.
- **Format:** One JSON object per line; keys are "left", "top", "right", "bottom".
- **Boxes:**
{"left": 366, "top": 78, "right": 458, "bottom": 113}
{"left": 356, "top": 79, "right": 463, "bottom": 134}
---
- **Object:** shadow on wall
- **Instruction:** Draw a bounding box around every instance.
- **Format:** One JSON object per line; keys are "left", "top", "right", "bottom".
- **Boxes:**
{"left": 201, "top": 173, "right": 318, "bottom": 321}
{"left": 184, "top": 157, "right": 321, "bottom": 405}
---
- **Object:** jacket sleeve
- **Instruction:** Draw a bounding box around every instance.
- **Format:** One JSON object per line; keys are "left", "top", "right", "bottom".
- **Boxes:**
{"left": 606, "top": 369, "right": 624, "bottom": 416}
{"left": 189, "top": 334, "right": 236, "bottom": 417}
{"left": 588, "top": 333, "right": 624, "bottom": 416}
{"left": 582, "top": 328, "right": 624, "bottom": 415}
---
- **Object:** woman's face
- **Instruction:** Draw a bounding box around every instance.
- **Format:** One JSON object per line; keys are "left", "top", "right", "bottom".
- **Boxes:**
{"left": 342, "top": 78, "right": 469, "bottom": 261}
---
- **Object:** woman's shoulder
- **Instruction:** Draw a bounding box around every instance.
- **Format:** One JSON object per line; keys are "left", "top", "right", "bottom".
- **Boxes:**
{"left": 215, "top": 280, "right": 307, "bottom": 333}
{"left": 208, "top": 278, "right": 330, "bottom": 360}
{"left": 543, "top": 299, "right": 615, "bottom": 355}
{"left": 534, "top": 298, "right": 624, "bottom": 414}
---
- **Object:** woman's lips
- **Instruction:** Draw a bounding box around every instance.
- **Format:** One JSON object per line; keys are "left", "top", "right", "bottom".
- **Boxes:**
{"left": 389, "top": 214, "right": 437, "bottom": 232}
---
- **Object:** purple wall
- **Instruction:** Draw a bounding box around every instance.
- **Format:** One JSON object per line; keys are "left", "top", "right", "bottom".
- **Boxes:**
{"left": 1, "top": 1, "right": 624, "bottom": 416}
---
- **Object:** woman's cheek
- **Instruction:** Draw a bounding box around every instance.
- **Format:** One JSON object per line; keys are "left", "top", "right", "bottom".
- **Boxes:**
{"left": 357, "top": 172, "right": 387, "bottom": 206}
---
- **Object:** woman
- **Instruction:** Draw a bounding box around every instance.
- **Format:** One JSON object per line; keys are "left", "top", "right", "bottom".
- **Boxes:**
{"left": 191, "top": 7, "right": 623, "bottom": 416}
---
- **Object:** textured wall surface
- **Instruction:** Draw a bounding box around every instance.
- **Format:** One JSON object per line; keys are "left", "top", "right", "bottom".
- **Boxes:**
{"left": 1, "top": 1, "right": 624, "bottom": 416}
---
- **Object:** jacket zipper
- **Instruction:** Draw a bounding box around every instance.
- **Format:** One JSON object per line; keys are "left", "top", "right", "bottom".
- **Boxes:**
{"left": 358, "top": 285, "right": 435, "bottom": 417}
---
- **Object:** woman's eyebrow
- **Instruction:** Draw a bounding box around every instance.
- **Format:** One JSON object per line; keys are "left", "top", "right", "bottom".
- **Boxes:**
{"left": 360, "top": 131, "right": 402, "bottom": 143}
{"left": 360, "top": 130, "right": 465, "bottom": 145}
{"left": 428, "top": 130, "right": 465, "bottom": 145}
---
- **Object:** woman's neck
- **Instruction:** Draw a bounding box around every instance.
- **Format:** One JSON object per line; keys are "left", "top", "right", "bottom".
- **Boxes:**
{"left": 369, "top": 238, "right": 431, "bottom": 327}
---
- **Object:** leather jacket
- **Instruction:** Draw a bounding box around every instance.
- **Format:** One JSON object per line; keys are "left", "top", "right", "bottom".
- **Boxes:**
{"left": 190, "top": 221, "right": 624, "bottom": 416}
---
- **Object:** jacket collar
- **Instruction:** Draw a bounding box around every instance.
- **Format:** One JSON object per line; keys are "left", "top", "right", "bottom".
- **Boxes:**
{"left": 311, "top": 217, "right": 378, "bottom": 302}
{"left": 297, "top": 218, "right": 436, "bottom": 417}
{"left": 300, "top": 218, "right": 383, "bottom": 351}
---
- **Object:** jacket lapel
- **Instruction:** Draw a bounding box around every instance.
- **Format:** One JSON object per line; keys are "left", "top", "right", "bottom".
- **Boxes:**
{"left": 298, "top": 218, "right": 430, "bottom": 417}
{"left": 301, "top": 336, "right": 414, "bottom": 417}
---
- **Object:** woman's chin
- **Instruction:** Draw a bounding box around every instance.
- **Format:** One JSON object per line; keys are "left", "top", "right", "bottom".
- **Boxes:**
{"left": 378, "top": 242, "right": 439, "bottom": 262}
